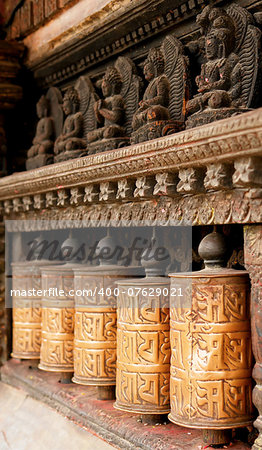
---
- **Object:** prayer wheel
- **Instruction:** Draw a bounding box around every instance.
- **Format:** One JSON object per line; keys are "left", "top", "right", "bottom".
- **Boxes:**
{"left": 73, "top": 265, "right": 138, "bottom": 398}
{"left": 114, "top": 234, "right": 171, "bottom": 415}
{"left": 114, "top": 277, "right": 170, "bottom": 414}
{"left": 168, "top": 231, "right": 253, "bottom": 445}
{"left": 12, "top": 261, "right": 43, "bottom": 359}
{"left": 39, "top": 264, "right": 76, "bottom": 373}
{"left": 72, "top": 233, "right": 141, "bottom": 399}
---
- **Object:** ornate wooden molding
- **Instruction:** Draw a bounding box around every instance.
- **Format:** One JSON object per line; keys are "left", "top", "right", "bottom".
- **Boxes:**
{"left": 17, "top": 0, "right": 258, "bottom": 89}
{"left": 25, "top": 0, "right": 211, "bottom": 87}
{"left": 1, "top": 108, "right": 262, "bottom": 228}
{"left": 1, "top": 108, "right": 262, "bottom": 197}
{"left": 3, "top": 189, "right": 262, "bottom": 231}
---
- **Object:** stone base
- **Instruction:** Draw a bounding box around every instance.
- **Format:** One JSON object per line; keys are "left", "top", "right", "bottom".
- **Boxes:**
{"left": 54, "top": 149, "right": 88, "bottom": 163}
{"left": 0, "top": 359, "right": 252, "bottom": 450}
{"left": 186, "top": 108, "right": 251, "bottom": 129}
{"left": 88, "top": 137, "right": 130, "bottom": 155}
{"left": 26, "top": 154, "right": 53, "bottom": 170}
{"left": 131, "top": 120, "right": 185, "bottom": 144}
{"left": 97, "top": 385, "right": 115, "bottom": 401}
{"left": 168, "top": 412, "right": 254, "bottom": 431}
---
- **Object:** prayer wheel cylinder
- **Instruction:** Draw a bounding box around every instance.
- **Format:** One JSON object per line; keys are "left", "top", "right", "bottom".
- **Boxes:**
{"left": 12, "top": 262, "right": 43, "bottom": 359}
{"left": 72, "top": 266, "right": 136, "bottom": 387}
{"left": 39, "top": 265, "right": 75, "bottom": 373}
{"left": 114, "top": 277, "right": 171, "bottom": 414}
{"left": 168, "top": 232, "right": 253, "bottom": 435}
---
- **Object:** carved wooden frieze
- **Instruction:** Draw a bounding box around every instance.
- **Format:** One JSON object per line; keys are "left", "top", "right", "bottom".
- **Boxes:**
{"left": 153, "top": 173, "right": 177, "bottom": 196}
{"left": 21, "top": 2, "right": 261, "bottom": 170}
{"left": 169, "top": 272, "right": 253, "bottom": 429}
{"left": 114, "top": 278, "right": 170, "bottom": 414}
{"left": 3, "top": 189, "right": 262, "bottom": 230}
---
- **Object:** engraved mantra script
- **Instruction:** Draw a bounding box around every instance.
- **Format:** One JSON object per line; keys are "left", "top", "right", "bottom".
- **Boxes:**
{"left": 169, "top": 274, "right": 253, "bottom": 429}
{"left": 12, "top": 264, "right": 42, "bottom": 359}
{"left": 115, "top": 281, "right": 171, "bottom": 414}
{"left": 73, "top": 270, "right": 133, "bottom": 386}
{"left": 40, "top": 268, "right": 74, "bottom": 372}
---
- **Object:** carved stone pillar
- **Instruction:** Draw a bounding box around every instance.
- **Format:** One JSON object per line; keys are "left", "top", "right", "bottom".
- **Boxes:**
{"left": 244, "top": 225, "right": 262, "bottom": 450}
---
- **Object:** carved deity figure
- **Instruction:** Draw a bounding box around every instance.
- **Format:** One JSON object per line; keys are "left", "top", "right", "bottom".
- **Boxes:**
{"left": 186, "top": 5, "right": 261, "bottom": 127}
{"left": 54, "top": 87, "right": 85, "bottom": 157}
{"left": 87, "top": 67, "right": 125, "bottom": 144}
{"left": 132, "top": 48, "right": 170, "bottom": 132}
{"left": 27, "top": 95, "right": 53, "bottom": 160}
{"left": 187, "top": 7, "right": 241, "bottom": 116}
{"left": 131, "top": 37, "right": 188, "bottom": 144}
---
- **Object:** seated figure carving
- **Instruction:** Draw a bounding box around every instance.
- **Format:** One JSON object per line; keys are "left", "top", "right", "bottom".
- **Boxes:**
{"left": 132, "top": 48, "right": 170, "bottom": 132}
{"left": 87, "top": 67, "right": 126, "bottom": 148}
{"left": 131, "top": 36, "right": 188, "bottom": 144}
{"left": 54, "top": 87, "right": 86, "bottom": 162}
{"left": 186, "top": 5, "right": 261, "bottom": 128}
{"left": 26, "top": 95, "right": 54, "bottom": 170}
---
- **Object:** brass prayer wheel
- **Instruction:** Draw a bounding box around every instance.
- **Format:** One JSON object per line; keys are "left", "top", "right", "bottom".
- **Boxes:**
{"left": 39, "top": 264, "right": 75, "bottom": 373}
{"left": 168, "top": 231, "right": 253, "bottom": 438}
{"left": 114, "top": 277, "right": 170, "bottom": 414}
{"left": 72, "top": 265, "right": 137, "bottom": 388}
{"left": 12, "top": 261, "right": 43, "bottom": 359}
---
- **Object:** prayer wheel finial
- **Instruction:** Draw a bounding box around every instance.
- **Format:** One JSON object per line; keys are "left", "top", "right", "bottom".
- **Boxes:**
{"left": 198, "top": 230, "right": 227, "bottom": 269}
